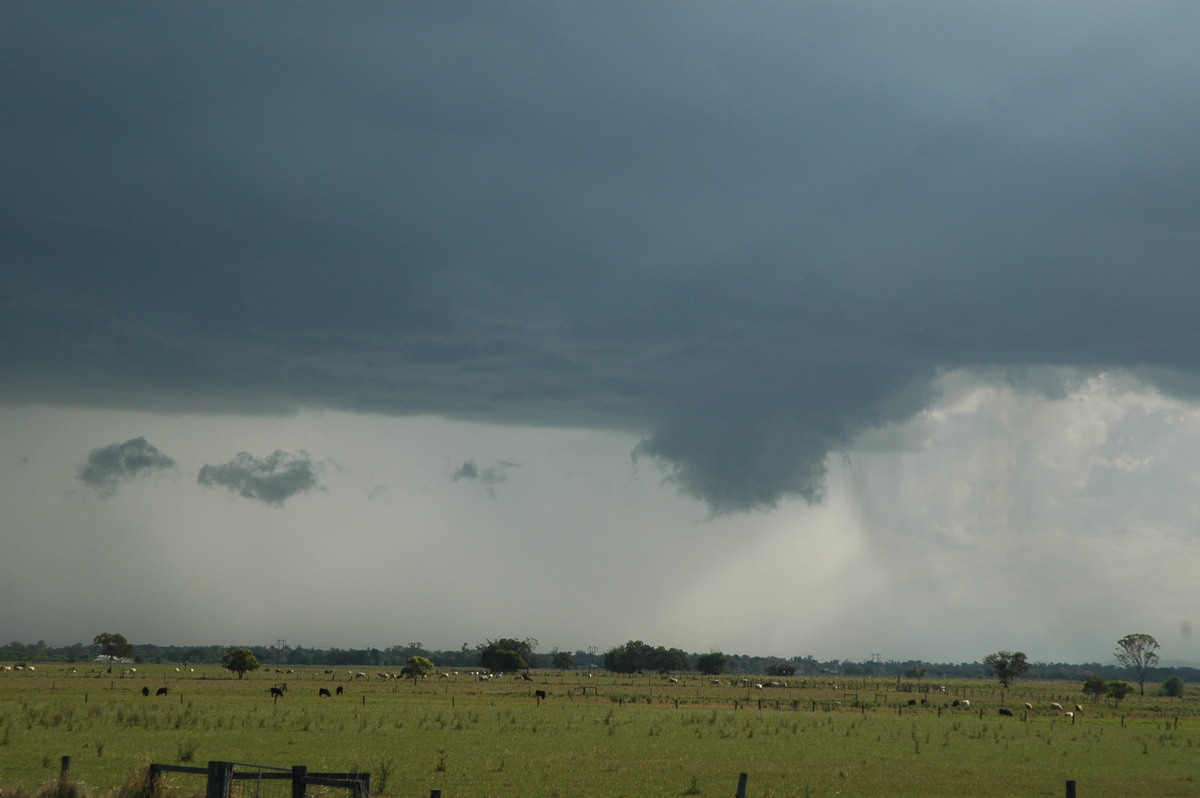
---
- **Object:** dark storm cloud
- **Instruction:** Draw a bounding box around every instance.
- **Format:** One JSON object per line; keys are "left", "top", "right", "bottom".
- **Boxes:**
{"left": 197, "top": 451, "right": 320, "bottom": 506}
{"left": 78, "top": 437, "right": 176, "bottom": 498}
{"left": 5, "top": 3, "right": 1200, "bottom": 512}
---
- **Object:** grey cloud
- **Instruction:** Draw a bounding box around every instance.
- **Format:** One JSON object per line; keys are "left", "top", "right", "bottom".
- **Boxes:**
{"left": 197, "top": 451, "right": 320, "bottom": 506}
{"left": 453, "top": 459, "right": 519, "bottom": 498}
{"left": 77, "top": 437, "right": 176, "bottom": 498}
{"left": 6, "top": 3, "right": 1200, "bottom": 512}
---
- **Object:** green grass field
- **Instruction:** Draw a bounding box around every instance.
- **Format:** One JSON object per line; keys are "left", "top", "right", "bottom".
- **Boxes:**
{"left": 0, "top": 665, "right": 1197, "bottom": 797}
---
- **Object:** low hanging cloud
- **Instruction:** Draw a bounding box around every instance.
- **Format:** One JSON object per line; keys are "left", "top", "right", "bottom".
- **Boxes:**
{"left": 197, "top": 450, "right": 321, "bottom": 505}
{"left": 77, "top": 437, "right": 176, "bottom": 498}
{"left": 452, "top": 459, "right": 519, "bottom": 498}
{"left": 6, "top": 4, "right": 1200, "bottom": 515}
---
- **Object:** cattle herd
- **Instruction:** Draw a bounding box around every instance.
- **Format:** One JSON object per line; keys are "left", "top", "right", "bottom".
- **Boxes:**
{"left": 118, "top": 670, "right": 1094, "bottom": 718}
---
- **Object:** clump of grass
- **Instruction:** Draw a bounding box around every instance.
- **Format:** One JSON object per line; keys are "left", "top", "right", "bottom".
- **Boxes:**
{"left": 373, "top": 757, "right": 394, "bottom": 795}
{"left": 682, "top": 775, "right": 702, "bottom": 795}
{"left": 110, "top": 764, "right": 195, "bottom": 798}
{"left": 33, "top": 776, "right": 90, "bottom": 798}
{"left": 111, "top": 767, "right": 153, "bottom": 798}
{"left": 175, "top": 739, "right": 199, "bottom": 763}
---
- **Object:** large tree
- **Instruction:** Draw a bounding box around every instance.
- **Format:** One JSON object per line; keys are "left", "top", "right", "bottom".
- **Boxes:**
{"left": 1114, "top": 633, "right": 1160, "bottom": 695}
{"left": 479, "top": 638, "right": 538, "bottom": 672}
{"left": 92, "top": 632, "right": 134, "bottom": 672}
{"left": 982, "top": 651, "right": 1030, "bottom": 688}
{"left": 222, "top": 647, "right": 261, "bottom": 679}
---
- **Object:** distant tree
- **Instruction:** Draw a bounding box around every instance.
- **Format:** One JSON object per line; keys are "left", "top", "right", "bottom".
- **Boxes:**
{"left": 1114, "top": 633, "right": 1160, "bottom": 695}
{"left": 1107, "top": 680, "right": 1134, "bottom": 705}
{"left": 696, "top": 651, "right": 729, "bottom": 676}
{"left": 651, "top": 647, "right": 690, "bottom": 674}
{"left": 479, "top": 638, "right": 537, "bottom": 673}
{"left": 1160, "top": 676, "right": 1185, "bottom": 698}
{"left": 604, "top": 641, "right": 688, "bottom": 674}
{"left": 222, "top": 648, "right": 260, "bottom": 679}
{"left": 551, "top": 650, "right": 575, "bottom": 670}
{"left": 904, "top": 666, "right": 926, "bottom": 680}
{"left": 768, "top": 662, "right": 796, "bottom": 677}
{"left": 983, "top": 651, "right": 1030, "bottom": 688}
{"left": 92, "top": 633, "right": 134, "bottom": 673}
{"left": 400, "top": 656, "right": 435, "bottom": 679}
{"left": 604, "top": 641, "right": 655, "bottom": 674}
{"left": 1082, "top": 674, "right": 1108, "bottom": 702}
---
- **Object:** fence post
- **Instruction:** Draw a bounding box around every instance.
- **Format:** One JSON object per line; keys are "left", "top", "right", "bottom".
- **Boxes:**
{"left": 354, "top": 772, "right": 370, "bottom": 798}
{"left": 206, "top": 761, "right": 233, "bottom": 798}
{"left": 292, "top": 765, "right": 307, "bottom": 798}
{"left": 736, "top": 772, "right": 748, "bottom": 798}
{"left": 148, "top": 765, "right": 160, "bottom": 796}
{"left": 60, "top": 756, "right": 72, "bottom": 779}
{"left": 1065, "top": 780, "right": 1076, "bottom": 798}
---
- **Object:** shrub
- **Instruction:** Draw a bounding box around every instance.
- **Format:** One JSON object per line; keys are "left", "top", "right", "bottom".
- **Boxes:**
{"left": 1161, "top": 677, "right": 1185, "bottom": 698}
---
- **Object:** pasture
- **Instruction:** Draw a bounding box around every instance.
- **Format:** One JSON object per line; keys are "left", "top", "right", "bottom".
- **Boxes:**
{"left": 0, "top": 665, "right": 1197, "bottom": 797}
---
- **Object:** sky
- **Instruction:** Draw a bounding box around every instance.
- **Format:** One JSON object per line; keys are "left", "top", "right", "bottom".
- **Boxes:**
{"left": 3, "top": 3, "right": 1200, "bottom": 666}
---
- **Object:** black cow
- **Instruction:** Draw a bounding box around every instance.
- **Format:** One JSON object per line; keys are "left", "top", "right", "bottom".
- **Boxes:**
{"left": 319, "top": 688, "right": 331, "bottom": 697}
{"left": 141, "top": 686, "right": 150, "bottom": 697}
{"left": 156, "top": 687, "right": 169, "bottom": 696}
{"left": 336, "top": 685, "right": 344, "bottom": 695}
{"left": 535, "top": 690, "right": 547, "bottom": 700}
{"left": 998, "top": 708, "right": 1014, "bottom": 716}
{"left": 907, "top": 699, "right": 917, "bottom": 706}
{"left": 270, "top": 687, "right": 285, "bottom": 698}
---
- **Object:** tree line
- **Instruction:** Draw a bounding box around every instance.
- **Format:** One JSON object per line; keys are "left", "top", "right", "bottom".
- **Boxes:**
{"left": 4, "top": 633, "right": 1196, "bottom": 687}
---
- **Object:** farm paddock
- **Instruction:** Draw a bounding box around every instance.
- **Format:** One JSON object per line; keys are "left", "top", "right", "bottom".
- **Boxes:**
{"left": 0, "top": 665, "right": 1196, "bottom": 797}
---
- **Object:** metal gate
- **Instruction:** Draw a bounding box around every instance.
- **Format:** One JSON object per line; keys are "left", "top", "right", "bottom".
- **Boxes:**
{"left": 148, "top": 761, "right": 369, "bottom": 798}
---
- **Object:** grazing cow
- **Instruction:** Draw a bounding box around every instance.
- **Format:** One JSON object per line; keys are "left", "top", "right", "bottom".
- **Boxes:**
{"left": 156, "top": 687, "right": 169, "bottom": 696}
{"left": 1050, "top": 702, "right": 1063, "bottom": 711}
{"left": 535, "top": 690, "right": 547, "bottom": 700}
{"left": 142, "top": 687, "right": 150, "bottom": 697}
{"left": 961, "top": 700, "right": 970, "bottom": 708}
{"left": 1064, "top": 711, "right": 1074, "bottom": 718}
{"left": 1024, "top": 703, "right": 1033, "bottom": 710}
{"left": 999, "top": 708, "right": 1014, "bottom": 716}
{"left": 952, "top": 699, "right": 960, "bottom": 707}
{"left": 907, "top": 699, "right": 917, "bottom": 706}
{"left": 336, "top": 686, "right": 344, "bottom": 695}
{"left": 269, "top": 687, "right": 285, "bottom": 698}
{"left": 319, "top": 688, "right": 331, "bottom": 697}
{"left": 1074, "top": 704, "right": 1083, "bottom": 713}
